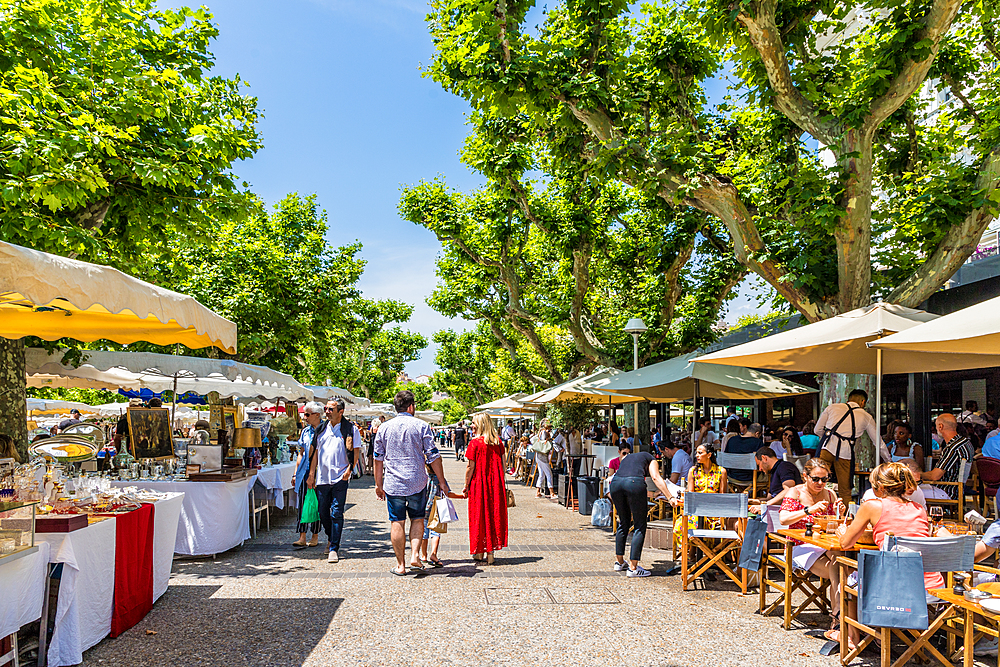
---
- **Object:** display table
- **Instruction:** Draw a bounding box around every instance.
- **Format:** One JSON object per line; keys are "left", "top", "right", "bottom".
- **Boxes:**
{"left": 37, "top": 517, "right": 116, "bottom": 667}
{"left": 110, "top": 477, "right": 254, "bottom": 556}
{"left": 253, "top": 462, "right": 296, "bottom": 509}
{"left": 147, "top": 493, "right": 184, "bottom": 601}
{"left": 0, "top": 542, "right": 50, "bottom": 642}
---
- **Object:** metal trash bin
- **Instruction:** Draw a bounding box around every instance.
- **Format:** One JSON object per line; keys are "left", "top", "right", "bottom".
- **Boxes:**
{"left": 577, "top": 476, "right": 602, "bottom": 515}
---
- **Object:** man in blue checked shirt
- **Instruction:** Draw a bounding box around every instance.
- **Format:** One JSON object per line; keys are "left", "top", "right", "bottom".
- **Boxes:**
{"left": 374, "top": 390, "right": 452, "bottom": 576}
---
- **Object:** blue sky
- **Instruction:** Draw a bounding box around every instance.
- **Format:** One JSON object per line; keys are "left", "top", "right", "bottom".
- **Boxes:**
{"left": 203, "top": 0, "right": 766, "bottom": 375}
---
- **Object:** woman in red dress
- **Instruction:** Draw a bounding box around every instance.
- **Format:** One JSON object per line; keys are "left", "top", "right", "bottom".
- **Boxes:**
{"left": 464, "top": 413, "right": 509, "bottom": 564}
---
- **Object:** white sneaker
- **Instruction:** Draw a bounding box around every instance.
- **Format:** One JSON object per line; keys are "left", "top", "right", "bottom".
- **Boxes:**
{"left": 613, "top": 561, "right": 626, "bottom": 572}
{"left": 327, "top": 550, "right": 339, "bottom": 563}
{"left": 974, "top": 637, "right": 998, "bottom": 656}
{"left": 627, "top": 565, "right": 651, "bottom": 578}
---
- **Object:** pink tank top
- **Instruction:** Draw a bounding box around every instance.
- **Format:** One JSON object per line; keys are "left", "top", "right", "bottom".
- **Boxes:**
{"left": 872, "top": 499, "right": 945, "bottom": 591}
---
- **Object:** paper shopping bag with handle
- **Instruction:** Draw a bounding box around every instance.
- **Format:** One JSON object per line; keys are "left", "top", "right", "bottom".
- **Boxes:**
{"left": 858, "top": 548, "right": 928, "bottom": 630}
{"left": 436, "top": 496, "right": 459, "bottom": 523}
{"left": 427, "top": 496, "right": 448, "bottom": 534}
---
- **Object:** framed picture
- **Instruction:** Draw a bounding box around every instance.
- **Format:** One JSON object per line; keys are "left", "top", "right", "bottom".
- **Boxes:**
{"left": 222, "top": 407, "right": 238, "bottom": 438}
{"left": 127, "top": 407, "right": 172, "bottom": 459}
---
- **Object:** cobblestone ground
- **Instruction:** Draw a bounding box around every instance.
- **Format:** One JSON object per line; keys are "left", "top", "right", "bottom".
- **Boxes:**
{"left": 81, "top": 451, "right": 989, "bottom": 667}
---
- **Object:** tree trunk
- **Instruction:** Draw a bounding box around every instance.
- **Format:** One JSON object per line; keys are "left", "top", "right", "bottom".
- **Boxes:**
{"left": 623, "top": 402, "right": 651, "bottom": 453}
{"left": 818, "top": 372, "right": 878, "bottom": 470}
{"left": 0, "top": 338, "right": 29, "bottom": 461}
{"left": 834, "top": 130, "right": 874, "bottom": 313}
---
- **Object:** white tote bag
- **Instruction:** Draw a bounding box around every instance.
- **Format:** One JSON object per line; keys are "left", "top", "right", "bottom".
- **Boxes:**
{"left": 436, "top": 496, "right": 459, "bottom": 523}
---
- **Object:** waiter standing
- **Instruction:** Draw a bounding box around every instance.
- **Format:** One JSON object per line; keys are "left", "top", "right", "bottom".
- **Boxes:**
{"left": 813, "top": 389, "right": 891, "bottom": 507}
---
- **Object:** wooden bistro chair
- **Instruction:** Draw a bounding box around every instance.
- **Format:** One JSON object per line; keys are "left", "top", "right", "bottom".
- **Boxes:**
{"left": 836, "top": 534, "right": 976, "bottom": 667}
{"left": 681, "top": 491, "right": 748, "bottom": 593}
{"left": 757, "top": 504, "right": 831, "bottom": 629}
{"left": 925, "top": 459, "right": 973, "bottom": 519}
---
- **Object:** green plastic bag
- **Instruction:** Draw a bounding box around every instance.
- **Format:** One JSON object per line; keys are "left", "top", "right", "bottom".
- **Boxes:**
{"left": 301, "top": 488, "right": 320, "bottom": 524}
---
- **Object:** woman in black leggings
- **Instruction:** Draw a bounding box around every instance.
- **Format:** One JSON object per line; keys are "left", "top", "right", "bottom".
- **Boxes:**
{"left": 608, "top": 442, "right": 674, "bottom": 577}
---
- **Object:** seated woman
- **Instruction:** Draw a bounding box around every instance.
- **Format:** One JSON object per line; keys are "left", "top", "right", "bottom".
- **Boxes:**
{"left": 836, "top": 462, "right": 942, "bottom": 647}
{"left": 672, "top": 444, "right": 727, "bottom": 539}
{"left": 778, "top": 458, "right": 846, "bottom": 639}
{"left": 889, "top": 422, "right": 924, "bottom": 471}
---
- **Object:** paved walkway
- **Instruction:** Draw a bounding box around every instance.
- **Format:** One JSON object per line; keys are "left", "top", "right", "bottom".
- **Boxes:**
{"left": 81, "top": 451, "right": 968, "bottom": 666}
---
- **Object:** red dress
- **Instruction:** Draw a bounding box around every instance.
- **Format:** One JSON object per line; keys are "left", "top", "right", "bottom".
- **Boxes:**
{"left": 466, "top": 436, "right": 509, "bottom": 554}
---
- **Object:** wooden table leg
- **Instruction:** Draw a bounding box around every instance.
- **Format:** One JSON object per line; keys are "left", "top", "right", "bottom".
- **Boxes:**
{"left": 783, "top": 540, "right": 793, "bottom": 630}
{"left": 964, "top": 607, "right": 973, "bottom": 667}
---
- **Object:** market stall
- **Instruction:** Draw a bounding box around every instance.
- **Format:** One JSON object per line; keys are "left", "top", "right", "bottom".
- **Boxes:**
{"left": 109, "top": 477, "right": 254, "bottom": 557}
{"left": 0, "top": 542, "right": 50, "bottom": 658}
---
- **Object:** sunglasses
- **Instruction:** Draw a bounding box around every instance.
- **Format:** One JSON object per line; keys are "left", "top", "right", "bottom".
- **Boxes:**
{"left": 807, "top": 474, "right": 830, "bottom": 483}
{"left": 324, "top": 407, "right": 339, "bottom": 412}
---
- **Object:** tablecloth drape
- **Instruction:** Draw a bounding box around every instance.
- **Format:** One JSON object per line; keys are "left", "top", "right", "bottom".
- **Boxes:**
{"left": 110, "top": 477, "right": 254, "bottom": 556}
{"left": 110, "top": 503, "right": 154, "bottom": 637}
{"left": 0, "top": 541, "right": 50, "bottom": 639}
{"left": 37, "top": 517, "right": 116, "bottom": 667}
{"left": 148, "top": 493, "right": 184, "bottom": 601}
{"left": 254, "top": 463, "right": 296, "bottom": 509}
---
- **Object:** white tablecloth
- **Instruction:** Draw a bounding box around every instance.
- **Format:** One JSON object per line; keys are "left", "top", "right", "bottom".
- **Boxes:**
{"left": 110, "top": 477, "right": 254, "bottom": 556}
{"left": 37, "top": 517, "right": 116, "bottom": 667}
{"left": 254, "top": 463, "right": 296, "bottom": 509}
{"left": 0, "top": 541, "right": 50, "bottom": 639}
{"left": 147, "top": 493, "right": 184, "bottom": 601}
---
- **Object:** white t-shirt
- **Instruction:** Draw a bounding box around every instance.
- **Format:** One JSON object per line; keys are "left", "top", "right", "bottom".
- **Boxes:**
{"left": 814, "top": 402, "right": 890, "bottom": 462}
{"left": 314, "top": 420, "right": 362, "bottom": 485}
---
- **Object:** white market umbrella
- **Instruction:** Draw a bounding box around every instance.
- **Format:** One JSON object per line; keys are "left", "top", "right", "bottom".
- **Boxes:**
{"left": 693, "top": 302, "right": 943, "bottom": 434}
{"left": 476, "top": 393, "right": 530, "bottom": 411}
{"left": 415, "top": 410, "right": 444, "bottom": 425}
{"left": 0, "top": 241, "right": 236, "bottom": 352}
{"left": 305, "top": 385, "right": 369, "bottom": 406}
{"left": 26, "top": 398, "right": 96, "bottom": 415}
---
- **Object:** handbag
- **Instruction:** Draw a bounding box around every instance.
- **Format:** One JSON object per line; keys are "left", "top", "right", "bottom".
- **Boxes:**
{"left": 427, "top": 496, "right": 448, "bottom": 534}
{"left": 737, "top": 515, "right": 768, "bottom": 571}
{"left": 436, "top": 496, "right": 459, "bottom": 523}
{"left": 857, "top": 543, "right": 929, "bottom": 630}
{"left": 300, "top": 488, "right": 320, "bottom": 524}
{"left": 506, "top": 488, "right": 516, "bottom": 508}
{"left": 591, "top": 498, "right": 612, "bottom": 527}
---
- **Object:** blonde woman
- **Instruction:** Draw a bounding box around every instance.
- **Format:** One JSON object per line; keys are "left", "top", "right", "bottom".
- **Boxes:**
{"left": 464, "top": 414, "right": 508, "bottom": 564}
{"left": 530, "top": 426, "right": 557, "bottom": 499}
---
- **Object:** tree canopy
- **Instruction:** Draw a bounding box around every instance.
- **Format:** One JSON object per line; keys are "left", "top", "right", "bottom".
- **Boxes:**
{"left": 0, "top": 0, "right": 262, "bottom": 265}
{"left": 422, "top": 0, "right": 1000, "bottom": 322}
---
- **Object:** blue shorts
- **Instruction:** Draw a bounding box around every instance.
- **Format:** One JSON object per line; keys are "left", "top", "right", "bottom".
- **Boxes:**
{"left": 387, "top": 489, "right": 428, "bottom": 522}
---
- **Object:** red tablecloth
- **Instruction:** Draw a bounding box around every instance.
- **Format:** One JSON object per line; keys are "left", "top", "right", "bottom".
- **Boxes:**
{"left": 110, "top": 503, "right": 155, "bottom": 637}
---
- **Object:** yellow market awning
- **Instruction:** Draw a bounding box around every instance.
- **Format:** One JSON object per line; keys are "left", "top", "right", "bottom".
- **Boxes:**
{"left": 0, "top": 241, "right": 236, "bottom": 353}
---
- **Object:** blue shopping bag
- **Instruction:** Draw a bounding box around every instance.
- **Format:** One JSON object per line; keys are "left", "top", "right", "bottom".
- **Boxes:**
{"left": 738, "top": 515, "right": 767, "bottom": 571}
{"left": 857, "top": 548, "right": 929, "bottom": 630}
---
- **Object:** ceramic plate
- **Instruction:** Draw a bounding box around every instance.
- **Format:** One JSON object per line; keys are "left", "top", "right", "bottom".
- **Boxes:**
{"left": 979, "top": 598, "right": 1000, "bottom": 615}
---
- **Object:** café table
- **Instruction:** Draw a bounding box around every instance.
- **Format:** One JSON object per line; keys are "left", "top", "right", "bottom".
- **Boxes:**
{"left": 772, "top": 527, "right": 877, "bottom": 630}
{"left": 913, "top": 581, "right": 1000, "bottom": 667}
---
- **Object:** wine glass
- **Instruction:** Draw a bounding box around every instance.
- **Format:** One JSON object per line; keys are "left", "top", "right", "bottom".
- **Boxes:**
{"left": 929, "top": 505, "right": 944, "bottom": 529}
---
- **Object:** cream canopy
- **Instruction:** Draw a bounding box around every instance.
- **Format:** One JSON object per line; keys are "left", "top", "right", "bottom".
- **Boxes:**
{"left": 601, "top": 352, "right": 817, "bottom": 401}
{"left": 0, "top": 241, "right": 236, "bottom": 353}
{"left": 415, "top": 410, "right": 444, "bottom": 425}
{"left": 692, "top": 303, "right": 939, "bottom": 374}
{"left": 305, "top": 385, "right": 370, "bottom": 406}
{"left": 26, "top": 398, "right": 96, "bottom": 415}
{"left": 521, "top": 368, "right": 645, "bottom": 405}
{"left": 868, "top": 294, "right": 1000, "bottom": 368}
{"left": 476, "top": 393, "right": 530, "bottom": 410}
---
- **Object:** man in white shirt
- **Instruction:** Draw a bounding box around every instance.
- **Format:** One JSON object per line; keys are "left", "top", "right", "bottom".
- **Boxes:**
{"left": 814, "top": 389, "right": 891, "bottom": 507}
{"left": 307, "top": 398, "right": 363, "bottom": 563}
{"left": 693, "top": 418, "right": 718, "bottom": 448}
{"left": 501, "top": 419, "right": 516, "bottom": 448}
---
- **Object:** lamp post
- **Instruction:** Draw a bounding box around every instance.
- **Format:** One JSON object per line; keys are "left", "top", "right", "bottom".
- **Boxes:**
{"left": 623, "top": 318, "right": 647, "bottom": 371}
{"left": 623, "top": 318, "right": 647, "bottom": 443}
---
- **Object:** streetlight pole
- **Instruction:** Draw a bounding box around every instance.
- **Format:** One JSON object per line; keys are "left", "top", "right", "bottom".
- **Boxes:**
{"left": 623, "top": 318, "right": 647, "bottom": 446}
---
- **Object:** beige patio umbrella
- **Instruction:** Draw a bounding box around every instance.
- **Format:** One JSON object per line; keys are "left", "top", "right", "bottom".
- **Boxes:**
{"left": 601, "top": 352, "right": 816, "bottom": 445}
{"left": 692, "top": 302, "right": 944, "bottom": 433}
{"left": 868, "top": 294, "right": 1000, "bottom": 367}
{"left": 476, "top": 393, "right": 530, "bottom": 411}
{"left": 521, "top": 368, "right": 645, "bottom": 406}
{"left": 0, "top": 241, "right": 237, "bottom": 353}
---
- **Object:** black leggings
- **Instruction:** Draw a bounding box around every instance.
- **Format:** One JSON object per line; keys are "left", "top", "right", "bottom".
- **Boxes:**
{"left": 609, "top": 476, "right": 648, "bottom": 561}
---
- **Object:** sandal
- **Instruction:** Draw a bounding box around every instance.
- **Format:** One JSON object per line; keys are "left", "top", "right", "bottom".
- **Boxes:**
{"left": 824, "top": 628, "right": 858, "bottom": 651}
{"left": 292, "top": 539, "right": 307, "bottom": 547}
{"left": 427, "top": 558, "right": 444, "bottom": 568}
{"left": 389, "top": 566, "right": 407, "bottom": 576}
{"left": 473, "top": 553, "right": 484, "bottom": 561}
{"left": 306, "top": 537, "right": 319, "bottom": 547}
